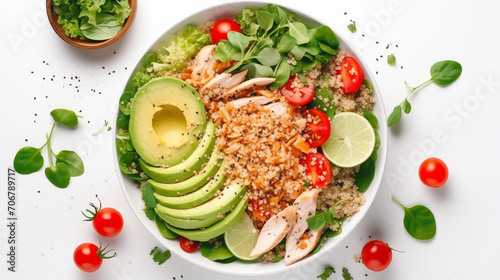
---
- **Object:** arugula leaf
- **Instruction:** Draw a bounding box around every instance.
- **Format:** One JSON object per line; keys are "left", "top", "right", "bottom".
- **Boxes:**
{"left": 317, "top": 266, "right": 335, "bottom": 280}
{"left": 150, "top": 246, "right": 171, "bottom": 265}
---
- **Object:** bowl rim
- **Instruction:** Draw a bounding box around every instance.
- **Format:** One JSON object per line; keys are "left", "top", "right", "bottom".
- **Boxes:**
{"left": 46, "top": 0, "right": 137, "bottom": 49}
{"left": 113, "top": 1, "right": 388, "bottom": 276}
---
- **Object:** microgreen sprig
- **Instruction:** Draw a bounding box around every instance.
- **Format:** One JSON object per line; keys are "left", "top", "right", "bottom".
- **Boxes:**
{"left": 13, "top": 109, "right": 84, "bottom": 188}
{"left": 387, "top": 60, "right": 462, "bottom": 126}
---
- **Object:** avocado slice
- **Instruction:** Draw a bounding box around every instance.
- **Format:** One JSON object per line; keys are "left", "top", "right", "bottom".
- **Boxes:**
{"left": 149, "top": 150, "right": 223, "bottom": 196}
{"left": 129, "top": 77, "right": 207, "bottom": 167}
{"left": 155, "top": 182, "right": 247, "bottom": 221}
{"left": 163, "top": 198, "right": 248, "bottom": 242}
{"left": 140, "top": 121, "right": 216, "bottom": 184}
{"left": 154, "top": 163, "right": 227, "bottom": 209}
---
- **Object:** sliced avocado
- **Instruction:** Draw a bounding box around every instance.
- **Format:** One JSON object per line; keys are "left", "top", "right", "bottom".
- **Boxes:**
{"left": 164, "top": 198, "right": 248, "bottom": 242}
{"left": 157, "top": 211, "right": 222, "bottom": 229}
{"left": 154, "top": 163, "right": 227, "bottom": 209}
{"left": 149, "top": 150, "right": 223, "bottom": 196}
{"left": 129, "top": 77, "right": 207, "bottom": 167}
{"left": 155, "top": 182, "right": 247, "bottom": 221}
{"left": 140, "top": 121, "right": 216, "bottom": 184}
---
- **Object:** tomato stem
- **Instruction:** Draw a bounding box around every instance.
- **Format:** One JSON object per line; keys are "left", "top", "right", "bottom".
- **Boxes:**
{"left": 82, "top": 195, "right": 102, "bottom": 221}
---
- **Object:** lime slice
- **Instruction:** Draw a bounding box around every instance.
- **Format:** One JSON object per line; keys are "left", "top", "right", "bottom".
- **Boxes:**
{"left": 224, "top": 212, "right": 260, "bottom": 261}
{"left": 322, "top": 112, "right": 375, "bottom": 168}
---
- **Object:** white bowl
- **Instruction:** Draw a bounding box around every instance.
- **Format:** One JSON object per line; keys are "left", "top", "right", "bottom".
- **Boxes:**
{"left": 114, "top": 1, "right": 388, "bottom": 276}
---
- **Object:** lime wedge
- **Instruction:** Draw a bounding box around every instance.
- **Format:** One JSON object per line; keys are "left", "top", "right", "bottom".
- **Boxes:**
{"left": 224, "top": 212, "right": 260, "bottom": 261}
{"left": 322, "top": 112, "right": 375, "bottom": 168}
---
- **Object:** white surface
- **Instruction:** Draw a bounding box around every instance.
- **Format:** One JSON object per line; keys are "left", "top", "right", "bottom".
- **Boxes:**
{"left": 1, "top": 0, "right": 499, "bottom": 279}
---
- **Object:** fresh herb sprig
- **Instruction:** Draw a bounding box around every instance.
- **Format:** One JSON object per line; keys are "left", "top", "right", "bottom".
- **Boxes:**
{"left": 150, "top": 246, "right": 171, "bottom": 265}
{"left": 214, "top": 4, "right": 339, "bottom": 89}
{"left": 307, "top": 196, "right": 351, "bottom": 230}
{"left": 392, "top": 197, "right": 436, "bottom": 240}
{"left": 317, "top": 266, "right": 335, "bottom": 280}
{"left": 388, "top": 60, "right": 462, "bottom": 126}
{"left": 13, "top": 109, "right": 84, "bottom": 188}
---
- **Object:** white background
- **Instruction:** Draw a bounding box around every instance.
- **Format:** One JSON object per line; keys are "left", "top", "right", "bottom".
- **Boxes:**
{"left": 1, "top": 0, "right": 500, "bottom": 279}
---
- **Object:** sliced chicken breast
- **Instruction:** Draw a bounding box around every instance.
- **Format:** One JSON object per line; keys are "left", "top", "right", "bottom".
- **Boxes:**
{"left": 249, "top": 205, "right": 298, "bottom": 258}
{"left": 284, "top": 189, "right": 321, "bottom": 265}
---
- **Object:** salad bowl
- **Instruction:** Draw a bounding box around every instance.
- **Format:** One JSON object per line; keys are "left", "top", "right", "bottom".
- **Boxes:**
{"left": 114, "top": 1, "right": 388, "bottom": 275}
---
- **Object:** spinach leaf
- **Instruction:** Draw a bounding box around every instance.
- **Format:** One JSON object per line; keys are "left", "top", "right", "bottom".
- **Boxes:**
{"left": 355, "top": 156, "right": 375, "bottom": 193}
{"left": 288, "top": 21, "right": 309, "bottom": 44}
{"left": 55, "top": 150, "right": 84, "bottom": 177}
{"left": 392, "top": 197, "right": 436, "bottom": 240}
{"left": 154, "top": 215, "right": 177, "bottom": 239}
{"left": 362, "top": 108, "right": 378, "bottom": 128}
{"left": 200, "top": 240, "right": 235, "bottom": 261}
{"left": 388, "top": 60, "right": 462, "bottom": 127}
{"left": 50, "top": 109, "right": 79, "bottom": 127}
{"left": 45, "top": 162, "right": 71, "bottom": 188}
{"left": 13, "top": 146, "right": 44, "bottom": 174}
{"left": 430, "top": 60, "right": 462, "bottom": 86}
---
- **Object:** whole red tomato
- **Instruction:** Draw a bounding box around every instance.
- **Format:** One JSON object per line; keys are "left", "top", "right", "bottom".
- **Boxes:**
{"left": 361, "top": 240, "right": 392, "bottom": 271}
{"left": 419, "top": 157, "right": 448, "bottom": 187}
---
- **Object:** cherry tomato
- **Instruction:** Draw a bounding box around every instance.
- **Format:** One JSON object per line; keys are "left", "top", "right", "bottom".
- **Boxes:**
{"left": 419, "top": 157, "right": 448, "bottom": 187}
{"left": 300, "top": 153, "right": 332, "bottom": 188}
{"left": 339, "top": 56, "right": 363, "bottom": 94}
{"left": 361, "top": 240, "right": 392, "bottom": 271}
{"left": 280, "top": 74, "right": 315, "bottom": 106}
{"left": 211, "top": 19, "right": 242, "bottom": 44}
{"left": 305, "top": 109, "right": 331, "bottom": 148}
{"left": 179, "top": 236, "right": 200, "bottom": 253}
{"left": 93, "top": 207, "right": 124, "bottom": 237}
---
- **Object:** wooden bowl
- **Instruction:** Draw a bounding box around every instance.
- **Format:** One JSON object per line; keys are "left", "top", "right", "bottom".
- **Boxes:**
{"left": 46, "top": 0, "right": 137, "bottom": 49}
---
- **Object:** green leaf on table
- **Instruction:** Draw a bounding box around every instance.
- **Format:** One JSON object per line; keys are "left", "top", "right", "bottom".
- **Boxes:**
{"left": 402, "top": 98, "right": 412, "bottom": 114}
{"left": 55, "top": 150, "right": 84, "bottom": 176}
{"left": 150, "top": 246, "right": 171, "bottom": 265}
{"left": 13, "top": 146, "right": 44, "bottom": 174}
{"left": 317, "top": 266, "right": 335, "bottom": 280}
{"left": 50, "top": 109, "right": 79, "bottom": 127}
{"left": 347, "top": 21, "right": 357, "bottom": 33}
{"left": 45, "top": 162, "right": 71, "bottom": 188}
{"left": 430, "top": 60, "right": 462, "bottom": 86}
{"left": 387, "top": 105, "right": 402, "bottom": 127}
{"left": 342, "top": 267, "right": 354, "bottom": 280}
{"left": 392, "top": 197, "right": 436, "bottom": 240}
{"left": 387, "top": 54, "right": 396, "bottom": 66}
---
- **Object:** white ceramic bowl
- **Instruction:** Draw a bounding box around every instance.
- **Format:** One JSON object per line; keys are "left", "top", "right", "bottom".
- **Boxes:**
{"left": 114, "top": 1, "right": 388, "bottom": 276}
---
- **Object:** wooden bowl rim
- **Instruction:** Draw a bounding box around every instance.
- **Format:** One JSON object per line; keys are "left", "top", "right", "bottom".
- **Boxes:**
{"left": 46, "top": 0, "right": 137, "bottom": 49}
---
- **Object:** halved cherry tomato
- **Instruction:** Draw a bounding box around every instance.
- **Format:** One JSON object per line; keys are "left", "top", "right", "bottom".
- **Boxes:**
{"left": 179, "top": 236, "right": 200, "bottom": 253}
{"left": 211, "top": 19, "right": 242, "bottom": 44}
{"left": 300, "top": 153, "right": 332, "bottom": 188}
{"left": 339, "top": 56, "right": 363, "bottom": 94}
{"left": 361, "top": 240, "right": 392, "bottom": 271}
{"left": 305, "top": 108, "right": 331, "bottom": 148}
{"left": 419, "top": 157, "right": 448, "bottom": 188}
{"left": 250, "top": 199, "right": 272, "bottom": 221}
{"left": 280, "top": 74, "right": 315, "bottom": 106}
